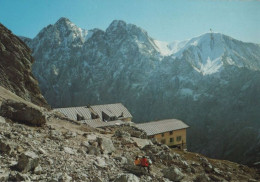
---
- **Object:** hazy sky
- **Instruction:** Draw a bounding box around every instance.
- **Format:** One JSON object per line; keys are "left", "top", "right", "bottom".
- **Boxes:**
{"left": 0, "top": 0, "right": 259, "bottom": 43}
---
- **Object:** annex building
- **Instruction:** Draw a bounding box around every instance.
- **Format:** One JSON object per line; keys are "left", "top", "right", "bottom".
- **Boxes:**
{"left": 136, "top": 119, "right": 189, "bottom": 149}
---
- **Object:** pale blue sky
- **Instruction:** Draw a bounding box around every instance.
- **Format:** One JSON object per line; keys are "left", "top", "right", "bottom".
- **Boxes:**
{"left": 0, "top": 0, "right": 259, "bottom": 43}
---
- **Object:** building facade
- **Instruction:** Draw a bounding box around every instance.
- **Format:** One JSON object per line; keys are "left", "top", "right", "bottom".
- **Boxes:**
{"left": 136, "top": 119, "right": 189, "bottom": 149}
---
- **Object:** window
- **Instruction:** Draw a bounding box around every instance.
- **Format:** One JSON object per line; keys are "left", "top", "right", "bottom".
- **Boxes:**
{"left": 161, "top": 133, "right": 164, "bottom": 137}
{"left": 170, "top": 138, "right": 174, "bottom": 143}
{"left": 177, "top": 136, "right": 182, "bottom": 142}
{"left": 169, "top": 131, "right": 173, "bottom": 135}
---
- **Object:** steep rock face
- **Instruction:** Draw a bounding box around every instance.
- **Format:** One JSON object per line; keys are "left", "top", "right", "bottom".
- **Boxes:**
{"left": 22, "top": 18, "right": 260, "bottom": 165}
{"left": 0, "top": 24, "right": 48, "bottom": 108}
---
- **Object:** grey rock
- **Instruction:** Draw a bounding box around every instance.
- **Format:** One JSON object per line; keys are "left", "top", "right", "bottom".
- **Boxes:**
{"left": 131, "top": 137, "right": 153, "bottom": 148}
{"left": 50, "top": 130, "right": 62, "bottom": 140}
{"left": 213, "top": 167, "right": 221, "bottom": 175}
{"left": 0, "top": 140, "right": 12, "bottom": 155}
{"left": 38, "top": 147, "right": 47, "bottom": 155}
{"left": 0, "top": 171, "right": 10, "bottom": 182}
{"left": 162, "top": 166, "right": 184, "bottom": 182}
{"left": 248, "top": 179, "right": 258, "bottom": 182}
{"left": 34, "top": 165, "right": 42, "bottom": 175}
{"left": 93, "top": 177, "right": 103, "bottom": 182}
{"left": 179, "top": 160, "right": 189, "bottom": 169}
{"left": 202, "top": 162, "right": 213, "bottom": 173}
{"left": 97, "top": 137, "right": 115, "bottom": 155}
{"left": 114, "top": 173, "right": 139, "bottom": 182}
{"left": 87, "top": 145, "right": 101, "bottom": 155}
{"left": 114, "top": 130, "right": 131, "bottom": 138}
{"left": 64, "top": 131, "right": 77, "bottom": 139}
{"left": 60, "top": 173, "right": 72, "bottom": 182}
{"left": 0, "top": 116, "right": 6, "bottom": 124}
{"left": 114, "top": 156, "right": 128, "bottom": 164}
{"left": 63, "top": 147, "right": 76, "bottom": 155}
{"left": 94, "top": 157, "right": 107, "bottom": 168}
{"left": 9, "top": 171, "right": 31, "bottom": 182}
{"left": 194, "top": 173, "right": 211, "bottom": 182}
{"left": 124, "top": 164, "right": 149, "bottom": 176}
{"left": 209, "top": 174, "right": 222, "bottom": 182}
{"left": 16, "top": 151, "right": 39, "bottom": 173}
{"left": 81, "top": 141, "right": 90, "bottom": 147}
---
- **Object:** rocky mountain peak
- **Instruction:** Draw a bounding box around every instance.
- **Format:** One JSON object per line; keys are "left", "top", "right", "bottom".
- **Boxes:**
{"left": 173, "top": 32, "right": 260, "bottom": 75}
{"left": 56, "top": 17, "right": 72, "bottom": 25}
{"left": 106, "top": 20, "right": 149, "bottom": 38}
{"left": 53, "top": 17, "right": 81, "bottom": 35}
{"left": 105, "top": 20, "right": 158, "bottom": 56}
{"left": 108, "top": 20, "right": 127, "bottom": 29}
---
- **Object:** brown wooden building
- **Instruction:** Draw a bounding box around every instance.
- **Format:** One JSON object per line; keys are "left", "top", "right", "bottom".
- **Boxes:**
{"left": 136, "top": 119, "right": 189, "bottom": 149}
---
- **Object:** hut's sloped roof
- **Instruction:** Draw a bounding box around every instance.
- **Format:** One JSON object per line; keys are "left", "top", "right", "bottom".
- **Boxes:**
{"left": 82, "top": 119, "right": 124, "bottom": 128}
{"left": 90, "top": 103, "right": 132, "bottom": 119}
{"left": 136, "top": 119, "right": 189, "bottom": 136}
{"left": 54, "top": 107, "right": 92, "bottom": 121}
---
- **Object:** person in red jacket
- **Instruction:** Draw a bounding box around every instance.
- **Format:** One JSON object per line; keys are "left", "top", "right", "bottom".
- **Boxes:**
{"left": 140, "top": 156, "right": 150, "bottom": 174}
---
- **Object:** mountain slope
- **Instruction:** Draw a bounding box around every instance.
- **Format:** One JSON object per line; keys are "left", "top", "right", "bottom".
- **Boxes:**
{"left": 21, "top": 18, "right": 260, "bottom": 165}
{"left": 0, "top": 23, "right": 48, "bottom": 108}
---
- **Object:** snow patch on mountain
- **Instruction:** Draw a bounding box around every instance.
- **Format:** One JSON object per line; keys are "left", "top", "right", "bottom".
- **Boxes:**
{"left": 153, "top": 40, "right": 188, "bottom": 56}
{"left": 153, "top": 40, "right": 172, "bottom": 56}
{"left": 199, "top": 57, "right": 224, "bottom": 75}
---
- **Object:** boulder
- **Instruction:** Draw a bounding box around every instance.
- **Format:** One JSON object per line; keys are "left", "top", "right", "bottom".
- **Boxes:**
{"left": 49, "top": 130, "right": 63, "bottom": 140}
{"left": 0, "top": 100, "right": 46, "bottom": 126}
{"left": 8, "top": 171, "right": 30, "bottom": 182}
{"left": 114, "top": 173, "right": 140, "bottom": 182}
{"left": 63, "top": 147, "right": 76, "bottom": 155}
{"left": 0, "top": 116, "right": 6, "bottom": 123}
{"left": 209, "top": 174, "right": 222, "bottom": 181}
{"left": 124, "top": 164, "right": 149, "bottom": 176}
{"left": 94, "top": 157, "right": 107, "bottom": 168}
{"left": 131, "top": 137, "right": 153, "bottom": 148}
{"left": 16, "top": 151, "right": 39, "bottom": 173}
{"left": 97, "top": 137, "right": 115, "bottom": 154}
{"left": 93, "top": 177, "right": 103, "bottom": 182}
{"left": 194, "top": 173, "right": 211, "bottom": 182}
{"left": 87, "top": 145, "right": 101, "bottom": 155}
{"left": 142, "top": 145, "right": 160, "bottom": 154}
{"left": 114, "top": 156, "right": 128, "bottom": 164}
{"left": 64, "top": 131, "right": 77, "bottom": 139}
{"left": 0, "top": 171, "right": 9, "bottom": 182}
{"left": 0, "top": 140, "right": 12, "bottom": 155}
{"left": 34, "top": 165, "right": 42, "bottom": 175}
{"left": 86, "top": 133, "right": 98, "bottom": 140}
{"left": 114, "top": 129, "right": 131, "bottom": 138}
{"left": 162, "top": 166, "right": 184, "bottom": 181}
{"left": 60, "top": 173, "right": 72, "bottom": 182}
{"left": 157, "top": 151, "right": 174, "bottom": 161}
{"left": 202, "top": 161, "right": 213, "bottom": 173}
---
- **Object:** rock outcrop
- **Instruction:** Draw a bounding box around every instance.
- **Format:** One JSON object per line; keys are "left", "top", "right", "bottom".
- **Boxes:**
{"left": 0, "top": 23, "right": 48, "bottom": 108}
{"left": 0, "top": 99, "right": 46, "bottom": 126}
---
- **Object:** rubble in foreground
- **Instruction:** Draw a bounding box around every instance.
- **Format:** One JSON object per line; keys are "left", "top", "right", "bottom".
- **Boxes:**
{"left": 0, "top": 111, "right": 259, "bottom": 182}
